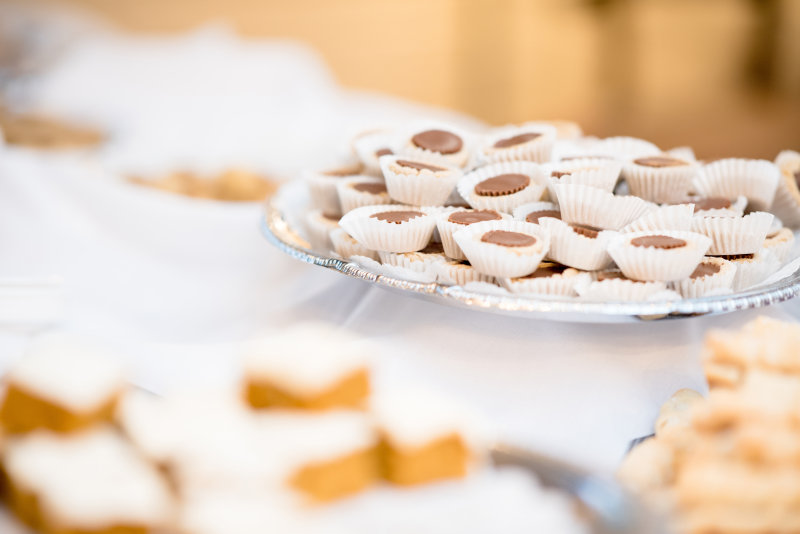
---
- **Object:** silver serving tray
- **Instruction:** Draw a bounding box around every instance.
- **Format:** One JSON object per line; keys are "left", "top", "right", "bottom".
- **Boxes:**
{"left": 261, "top": 181, "right": 800, "bottom": 323}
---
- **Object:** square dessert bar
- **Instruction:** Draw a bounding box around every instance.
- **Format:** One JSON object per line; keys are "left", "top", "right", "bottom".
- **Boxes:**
{"left": 373, "top": 390, "right": 485, "bottom": 486}
{"left": 242, "top": 323, "right": 371, "bottom": 411}
{"left": 0, "top": 334, "right": 126, "bottom": 434}
{"left": 2, "top": 428, "right": 173, "bottom": 534}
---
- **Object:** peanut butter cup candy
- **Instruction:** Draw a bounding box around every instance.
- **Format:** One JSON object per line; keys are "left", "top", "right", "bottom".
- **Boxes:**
{"left": 621, "top": 154, "right": 698, "bottom": 203}
{"left": 726, "top": 249, "right": 781, "bottom": 291}
{"left": 457, "top": 161, "right": 547, "bottom": 213}
{"left": 553, "top": 183, "right": 652, "bottom": 231}
{"left": 480, "top": 124, "right": 556, "bottom": 164}
{"left": 672, "top": 256, "right": 736, "bottom": 299}
{"left": 351, "top": 129, "right": 397, "bottom": 175}
{"left": 690, "top": 211, "right": 774, "bottom": 255}
{"left": 304, "top": 210, "right": 341, "bottom": 251}
{"left": 763, "top": 227, "right": 795, "bottom": 264}
{"left": 436, "top": 208, "right": 507, "bottom": 260}
{"left": 336, "top": 177, "right": 391, "bottom": 213}
{"left": 622, "top": 204, "right": 695, "bottom": 233}
{"left": 608, "top": 230, "right": 712, "bottom": 282}
{"left": 401, "top": 123, "right": 471, "bottom": 168}
{"left": 575, "top": 270, "right": 668, "bottom": 302}
{"left": 693, "top": 158, "right": 780, "bottom": 211}
{"left": 304, "top": 161, "right": 366, "bottom": 217}
{"left": 538, "top": 218, "right": 618, "bottom": 271}
{"left": 769, "top": 150, "right": 800, "bottom": 227}
{"left": 452, "top": 220, "right": 550, "bottom": 278}
{"left": 379, "top": 155, "right": 462, "bottom": 206}
{"left": 543, "top": 159, "right": 623, "bottom": 199}
{"left": 338, "top": 204, "right": 436, "bottom": 253}
{"left": 498, "top": 262, "right": 591, "bottom": 296}
{"left": 434, "top": 260, "right": 495, "bottom": 286}
{"left": 378, "top": 242, "right": 447, "bottom": 276}
{"left": 689, "top": 195, "right": 747, "bottom": 218}
{"left": 329, "top": 228, "right": 378, "bottom": 262}
{"left": 512, "top": 201, "right": 560, "bottom": 224}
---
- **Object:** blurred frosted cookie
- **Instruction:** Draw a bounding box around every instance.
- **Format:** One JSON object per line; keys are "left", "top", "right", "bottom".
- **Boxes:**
{"left": 608, "top": 231, "right": 711, "bottom": 282}
{"left": 2, "top": 428, "right": 173, "bottom": 533}
{"left": 437, "top": 208, "right": 505, "bottom": 260}
{"left": 380, "top": 155, "right": 462, "bottom": 206}
{"left": 655, "top": 389, "right": 704, "bottom": 438}
{"left": 479, "top": 124, "right": 556, "bottom": 163}
{"left": 770, "top": 150, "right": 800, "bottom": 227}
{"left": 457, "top": 161, "right": 547, "bottom": 213}
{"left": 693, "top": 158, "right": 780, "bottom": 211}
{"left": 672, "top": 257, "right": 736, "bottom": 299}
{"left": 498, "top": 262, "right": 590, "bottom": 296}
{"left": 257, "top": 411, "right": 379, "bottom": 502}
{"left": 0, "top": 333, "right": 125, "bottom": 435}
{"left": 373, "top": 389, "right": 487, "bottom": 486}
{"left": 336, "top": 177, "right": 391, "bottom": 214}
{"left": 575, "top": 270, "right": 667, "bottom": 302}
{"left": 305, "top": 162, "right": 365, "bottom": 217}
{"left": 339, "top": 205, "right": 436, "bottom": 253}
{"left": 453, "top": 219, "right": 550, "bottom": 278}
{"left": 243, "top": 323, "right": 371, "bottom": 411}
{"left": 622, "top": 155, "right": 698, "bottom": 203}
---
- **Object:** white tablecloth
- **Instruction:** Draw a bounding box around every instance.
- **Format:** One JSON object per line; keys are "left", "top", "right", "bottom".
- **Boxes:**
{"left": 2, "top": 24, "right": 799, "bottom": 477}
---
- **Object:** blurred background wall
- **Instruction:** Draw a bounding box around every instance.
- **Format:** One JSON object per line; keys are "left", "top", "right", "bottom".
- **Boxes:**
{"left": 46, "top": 0, "right": 800, "bottom": 158}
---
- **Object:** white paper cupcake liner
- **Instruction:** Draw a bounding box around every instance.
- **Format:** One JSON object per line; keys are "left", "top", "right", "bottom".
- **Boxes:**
{"left": 591, "top": 136, "right": 661, "bottom": 159}
{"left": 538, "top": 218, "right": 617, "bottom": 271}
{"left": 692, "top": 195, "right": 747, "bottom": 218}
{"left": 545, "top": 160, "right": 622, "bottom": 199}
{"left": 304, "top": 210, "right": 339, "bottom": 252}
{"left": 763, "top": 227, "right": 795, "bottom": 264}
{"left": 453, "top": 219, "right": 550, "bottom": 278}
{"left": 693, "top": 158, "right": 781, "bottom": 211}
{"left": 553, "top": 183, "right": 652, "bottom": 230}
{"left": 730, "top": 250, "right": 781, "bottom": 291}
{"left": 575, "top": 277, "right": 668, "bottom": 302}
{"left": 770, "top": 153, "right": 800, "bottom": 227}
{"left": 457, "top": 161, "right": 547, "bottom": 213}
{"left": 461, "top": 281, "right": 510, "bottom": 296}
{"left": 336, "top": 177, "right": 391, "bottom": 214}
{"left": 329, "top": 228, "right": 378, "bottom": 261}
{"left": 608, "top": 230, "right": 712, "bottom": 282}
{"left": 379, "top": 154, "right": 462, "bottom": 207}
{"left": 499, "top": 268, "right": 591, "bottom": 296}
{"left": 767, "top": 215, "right": 784, "bottom": 237}
{"left": 352, "top": 129, "right": 398, "bottom": 175}
{"left": 512, "top": 201, "right": 560, "bottom": 222}
{"left": 479, "top": 124, "right": 557, "bottom": 164}
{"left": 339, "top": 204, "right": 436, "bottom": 253}
{"left": 621, "top": 160, "right": 698, "bottom": 203}
{"left": 433, "top": 261, "right": 495, "bottom": 286}
{"left": 690, "top": 211, "right": 774, "bottom": 255}
{"left": 671, "top": 257, "right": 736, "bottom": 299}
{"left": 399, "top": 121, "right": 473, "bottom": 168}
{"left": 622, "top": 204, "right": 695, "bottom": 233}
{"left": 378, "top": 249, "right": 447, "bottom": 273}
{"left": 304, "top": 163, "right": 364, "bottom": 216}
{"left": 436, "top": 209, "right": 509, "bottom": 260}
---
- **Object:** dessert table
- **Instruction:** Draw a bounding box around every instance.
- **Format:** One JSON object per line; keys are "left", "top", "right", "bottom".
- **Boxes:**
{"left": 1, "top": 22, "right": 798, "bottom": 479}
